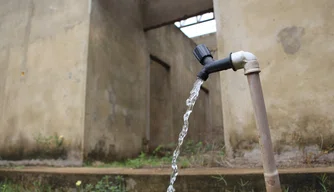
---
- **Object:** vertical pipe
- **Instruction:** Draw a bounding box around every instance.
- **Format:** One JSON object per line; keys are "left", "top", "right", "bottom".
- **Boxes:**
{"left": 246, "top": 73, "right": 281, "bottom": 192}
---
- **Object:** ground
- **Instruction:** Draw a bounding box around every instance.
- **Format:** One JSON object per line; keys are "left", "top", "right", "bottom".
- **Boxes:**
{"left": 0, "top": 167, "right": 334, "bottom": 191}
{"left": 0, "top": 141, "right": 333, "bottom": 191}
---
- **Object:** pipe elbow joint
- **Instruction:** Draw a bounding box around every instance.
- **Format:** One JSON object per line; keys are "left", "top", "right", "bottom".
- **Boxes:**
{"left": 231, "top": 51, "right": 257, "bottom": 70}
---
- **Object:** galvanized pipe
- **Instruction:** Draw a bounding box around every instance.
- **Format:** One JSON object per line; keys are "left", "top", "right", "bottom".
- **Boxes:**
{"left": 245, "top": 62, "right": 281, "bottom": 192}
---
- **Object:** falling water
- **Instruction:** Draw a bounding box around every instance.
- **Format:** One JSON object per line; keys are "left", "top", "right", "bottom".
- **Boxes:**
{"left": 167, "top": 78, "right": 204, "bottom": 192}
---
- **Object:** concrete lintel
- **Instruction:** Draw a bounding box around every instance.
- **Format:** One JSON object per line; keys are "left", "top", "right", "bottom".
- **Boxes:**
{"left": 143, "top": 0, "right": 213, "bottom": 31}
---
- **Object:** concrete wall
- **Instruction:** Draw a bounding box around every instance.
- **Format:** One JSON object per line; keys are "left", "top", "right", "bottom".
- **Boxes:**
{"left": 149, "top": 58, "right": 173, "bottom": 148}
{"left": 0, "top": 0, "right": 223, "bottom": 163}
{"left": 142, "top": 0, "right": 213, "bottom": 30}
{"left": 191, "top": 88, "right": 210, "bottom": 142}
{"left": 146, "top": 25, "right": 223, "bottom": 149}
{"left": 214, "top": 0, "right": 334, "bottom": 164}
{"left": 84, "top": 0, "right": 149, "bottom": 161}
{"left": 0, "top": 0, "right": 90, "bottom": 162}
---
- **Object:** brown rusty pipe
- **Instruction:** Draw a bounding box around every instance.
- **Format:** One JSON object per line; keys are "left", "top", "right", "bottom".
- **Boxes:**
{"left": 233, "top": 55, "right": 282, "bottom": 192}
{"left": 245, "top": 62, "right": 281, "bottom": 192}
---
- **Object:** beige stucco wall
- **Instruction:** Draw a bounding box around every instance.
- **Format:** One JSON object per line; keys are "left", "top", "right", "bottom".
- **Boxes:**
{"left": 146, "top": 25, "right": 224, "bottom": 149}
{"left": 149, "top": 58, "right": 173, "bottom": 148}
{"left": 84, "top": 0, "right": 149, "bottom": 161}
{"left": 0, "top": 1, "right": 223, "bottom": 164}
{"left": 0, "top": 0, "right": 90, "bottom": 162}
{"left": 214, "top": 0, "right": 334, "bottom": 164}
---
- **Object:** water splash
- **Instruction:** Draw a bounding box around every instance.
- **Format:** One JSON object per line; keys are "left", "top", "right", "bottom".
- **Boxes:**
{"left": 167, "top": 78, "right": 204, "bottom": 192}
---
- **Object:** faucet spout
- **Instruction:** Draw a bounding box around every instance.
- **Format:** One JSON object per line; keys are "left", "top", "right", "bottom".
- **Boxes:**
{"left": 193, "top": 44, "right": 259, "bottom": 80}
{"left": 193, "top": 44, "right": 234, "bottom": 81}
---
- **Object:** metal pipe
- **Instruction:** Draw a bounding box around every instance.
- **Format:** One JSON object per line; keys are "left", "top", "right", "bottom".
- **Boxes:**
{"left": 234, "top": 55, "right": 282, "bottom": 192}
{"left": 246, "top": 70, "right": 281, "bottom": 192}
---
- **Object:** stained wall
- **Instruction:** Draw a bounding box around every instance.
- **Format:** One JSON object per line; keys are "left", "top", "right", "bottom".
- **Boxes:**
{"left": 214, "top": 0, "right": 334, "bottom": 164}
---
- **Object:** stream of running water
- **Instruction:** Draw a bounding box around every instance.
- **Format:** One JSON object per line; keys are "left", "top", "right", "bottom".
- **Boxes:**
{"left": 166, "top": 78, "right": 204, "bottom": 192}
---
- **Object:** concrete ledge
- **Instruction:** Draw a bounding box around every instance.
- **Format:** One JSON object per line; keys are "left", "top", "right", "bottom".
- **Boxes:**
{"left": 143, "top": 0, "right": 213, "bottom": 30}
{"left": 1, "top": 167, "right": 334, "bottom": 175}
{"left": 1, "top": 167, "right": 333, "bottom": 191}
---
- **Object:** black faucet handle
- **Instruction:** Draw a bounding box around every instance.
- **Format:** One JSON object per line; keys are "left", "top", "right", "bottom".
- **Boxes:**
{"left": 193, "top": 44, "right": 213, "bottom": 65}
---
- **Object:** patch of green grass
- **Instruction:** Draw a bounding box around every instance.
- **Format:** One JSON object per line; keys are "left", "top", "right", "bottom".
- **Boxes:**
{"left": 211, "top": 174, "right": 333, "bottom": 192}
{"left": 85, "top": 140, "right": 226, "bottom": 169}
{"left": 0, "top": 180, "right": 23, "bottom": 192}
{"left": 179, "top": 158, "right": 191, "bottom": 168}
{"left": 32, "top": 132, "right": 66, "bottom": 159}
{"left": 13, "top": 165, "right": 25, "bottom": 170}
{"left": 0, "top": 179, "right": 52, "bottom": 192}
{"left": 76, "top": 176, "right": 125, "bottom": 192}
{"left": 32, "top": 181, "right": 52, "bottom": 192}
{"left": 182, "top": 140, "right": 203, "bottom": 155}
{"left": 90, "top": 152, "right": 172, "bottom": 169}
{"left": 318, "top": 173, "right": 329, "bottom": 192}
{"left": 0, "top": 176, "right": 125, "bottom": 192}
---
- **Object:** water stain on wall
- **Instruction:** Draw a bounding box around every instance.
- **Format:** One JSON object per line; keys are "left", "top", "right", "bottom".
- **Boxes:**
{"left": 277, "top": 26, "right": 305, "bottom": 54}
{"left": 0, "top": 133, "right": 68, "bottom": 160}
{"left": 229, "top": 117, "right": 258, "bottom": 153}
{"left": 86, "top": 139, "right": 117, "bottom": 161}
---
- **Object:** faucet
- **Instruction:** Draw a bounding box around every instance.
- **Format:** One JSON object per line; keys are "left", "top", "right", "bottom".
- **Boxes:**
{"left": 193, "top": 44, "right": 257, "bottom": 81}
{"left": 193, "top": 44, "right": 282, "bottom": 192}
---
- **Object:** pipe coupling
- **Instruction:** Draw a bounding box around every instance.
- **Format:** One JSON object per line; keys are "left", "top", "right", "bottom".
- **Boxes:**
{"left": 244, "top": 60, "right": 261, "bottom": 75}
